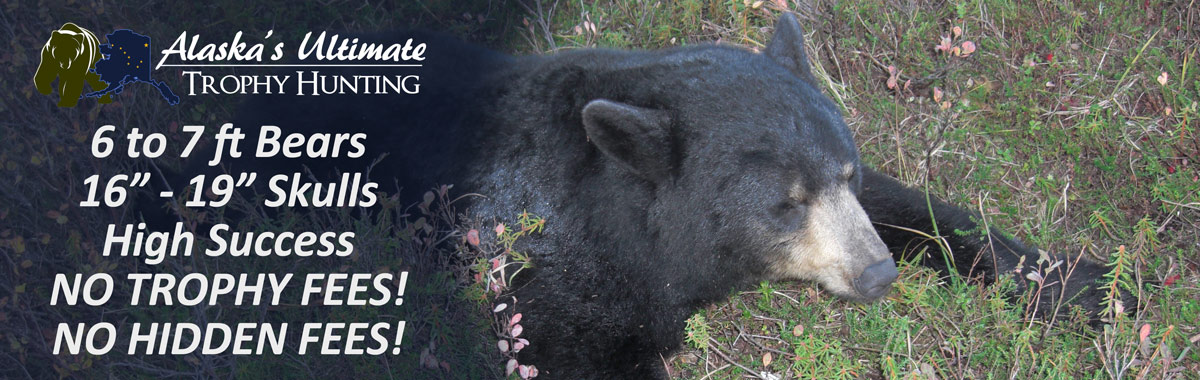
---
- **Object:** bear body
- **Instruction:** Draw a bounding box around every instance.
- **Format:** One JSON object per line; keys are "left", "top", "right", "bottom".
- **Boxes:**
{"left": 33, "top": 23, "right": 114, "bottom": 107}
{"left": 169, "top": 15, "right": 1115, "bottom": 378}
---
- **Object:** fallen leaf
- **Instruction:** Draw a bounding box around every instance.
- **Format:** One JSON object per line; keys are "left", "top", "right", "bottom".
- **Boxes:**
{"left": 792, "top": 324, "right": 804, "bottom": 336}
{"left": 1157, "top": 72, "right": 1169, "bottom": 86}
{"left": 763, "top": 352, "right": 773, "bottom": 366}
{"left": 495, "top": 223, "right": 506, "bottom": 236}
{"left": 512, "top": 324, "right": 524, "bottom": 337}
{"left": 494, "top": 303, "right": 508, "bottom": 313}
{"left": 1164, "top": 274, "right": 1180, "bottom": 286}
{"left": 467, "top": 229, "right": 480, "bottom": 246}
{"left": 952, "top": 26, "right": 962, "bottom": 38}
{"left": 1139, "top": 324, "right": 1151, "bottom": 342}
{"left": 960, "top": 41, "right": 976, "bottom": 56}
{"left": 933, "top": 87, "right": 944, "bottom": 102}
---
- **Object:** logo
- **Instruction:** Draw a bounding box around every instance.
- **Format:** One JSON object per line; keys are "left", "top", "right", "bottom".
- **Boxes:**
{"left": 33, "top": 23, "right": 179, "bottom": 108}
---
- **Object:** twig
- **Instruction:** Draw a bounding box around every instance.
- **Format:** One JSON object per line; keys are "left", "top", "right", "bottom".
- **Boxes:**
{"left": 707, "top": 337, "right": 771, "bottom": 380}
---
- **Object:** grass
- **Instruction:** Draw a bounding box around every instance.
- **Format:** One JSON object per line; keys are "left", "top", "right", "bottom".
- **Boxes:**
{"left": 2, "top": 0, "right": 1197, "bottom": 379}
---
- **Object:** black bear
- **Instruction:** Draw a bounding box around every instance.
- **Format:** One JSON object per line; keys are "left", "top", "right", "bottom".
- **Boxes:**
{"left": 166, "top": 13, "right": 1119, "bottom": 379}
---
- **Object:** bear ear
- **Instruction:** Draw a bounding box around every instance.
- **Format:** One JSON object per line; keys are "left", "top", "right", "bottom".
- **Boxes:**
{"left": 581, "top": 99, "right": 672, "bottom": 182}
{"left": 766, "top": 13, "right": 819, "bottom": 86}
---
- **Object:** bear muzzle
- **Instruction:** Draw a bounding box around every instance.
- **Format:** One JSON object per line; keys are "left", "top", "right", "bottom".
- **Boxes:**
{"left": 852, "top": 258, "right": 898, "bottom": 300}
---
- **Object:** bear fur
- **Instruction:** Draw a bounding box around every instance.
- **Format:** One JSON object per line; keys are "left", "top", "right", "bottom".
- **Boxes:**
{"left": 160, "top": 14, "right": 1120, "bottom": 379}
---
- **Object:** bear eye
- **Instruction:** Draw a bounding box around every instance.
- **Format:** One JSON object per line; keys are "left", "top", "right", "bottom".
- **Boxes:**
{"left": 771, "top": 199, "right": 809, "bottom": 227}
{"left": 773, "top": 199, "right": 809, "bottom": 214}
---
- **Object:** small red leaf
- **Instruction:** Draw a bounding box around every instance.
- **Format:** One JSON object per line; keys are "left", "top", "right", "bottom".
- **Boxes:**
{"left": 511, "top": 324, "right": 523, "bottom": 337}
{"left": 1164, "top": 274, "right": 1180, "bottom": 286}
{"left": 960, "top": 41, "right": 976, "bottom": 55}
{"left": 1139, "top": 324, "right": 1151, "bottom": 342}
{"left": 935, "top": 35, "right": 952, "bottom": 52}
{"left": 467, "top": 229, "right": 480, "bottom": 246}
{"left": 510, "top": 313, "right": 523, "bottom": 326}
{"left": 506, "top": 359, "right": 518, "bottom": 375}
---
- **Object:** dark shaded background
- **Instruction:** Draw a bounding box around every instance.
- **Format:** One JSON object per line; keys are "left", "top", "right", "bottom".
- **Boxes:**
{"left": 3, "top": 1, "right": 525, "bottom": 378}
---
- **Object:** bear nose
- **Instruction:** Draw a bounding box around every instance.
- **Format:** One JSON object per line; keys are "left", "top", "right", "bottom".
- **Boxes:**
{"left": 853, "top": 258, "right": 898, "bottom": 299}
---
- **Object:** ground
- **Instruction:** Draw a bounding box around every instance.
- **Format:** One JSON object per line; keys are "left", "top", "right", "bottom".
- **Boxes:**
{"left": 1, "top": 1, "right": 1197, "bottom": 379}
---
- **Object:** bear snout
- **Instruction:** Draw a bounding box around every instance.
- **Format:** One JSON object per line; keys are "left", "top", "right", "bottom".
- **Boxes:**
{"left": 852, "top": 258, "right": 898, "bottom": 299}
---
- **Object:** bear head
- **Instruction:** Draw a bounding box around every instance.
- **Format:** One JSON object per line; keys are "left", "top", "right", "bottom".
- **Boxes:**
{"left": 576, "top": 14, "right": 897, "bottom": 301}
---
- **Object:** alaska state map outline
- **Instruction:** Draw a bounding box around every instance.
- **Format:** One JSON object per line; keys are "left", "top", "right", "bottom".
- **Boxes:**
{"left": 85, "top": 29, "right": 179, "bottom": 105}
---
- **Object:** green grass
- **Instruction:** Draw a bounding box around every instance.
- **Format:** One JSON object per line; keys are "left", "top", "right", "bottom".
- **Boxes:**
{"left": 2, "top": 0, "right": 1197, "bottom": 379}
